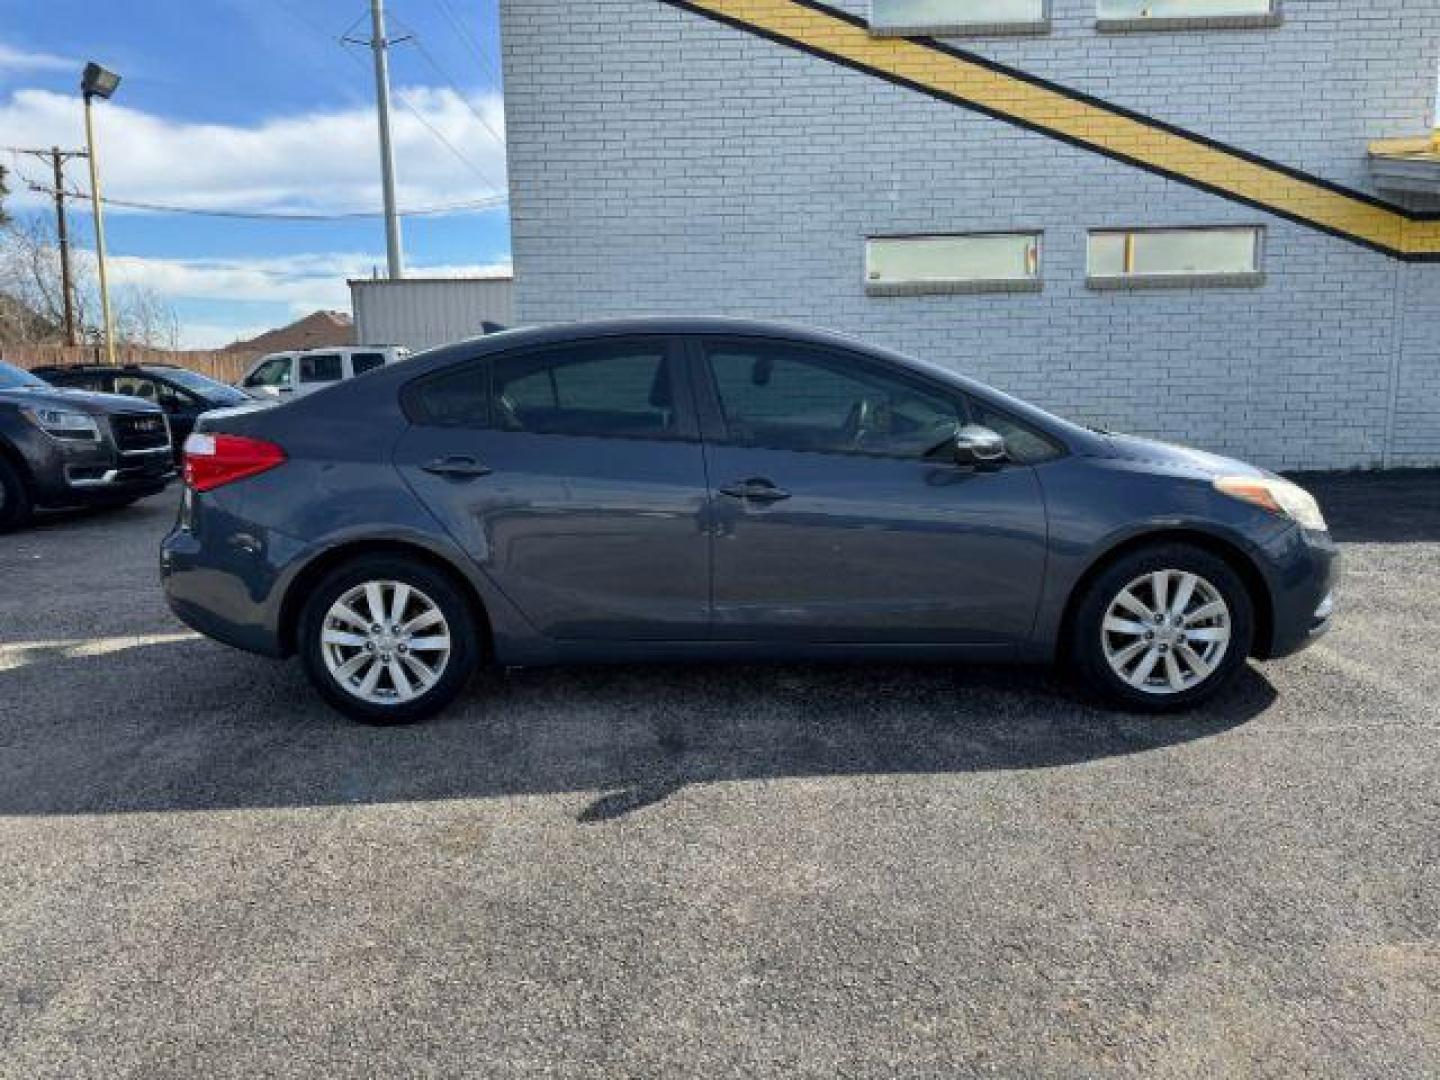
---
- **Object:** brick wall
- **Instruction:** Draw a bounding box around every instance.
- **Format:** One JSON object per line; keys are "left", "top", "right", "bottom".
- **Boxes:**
{"left": 500, "top": 0, "right": 1440, "bottom": 469}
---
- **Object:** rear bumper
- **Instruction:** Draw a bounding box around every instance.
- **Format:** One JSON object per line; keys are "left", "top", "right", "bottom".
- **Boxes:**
{"left": 160, "top": 509, "right": 290, "bottom": 658}
{"left": 1261, "top": 527, "right": 1341, "bottom": 660}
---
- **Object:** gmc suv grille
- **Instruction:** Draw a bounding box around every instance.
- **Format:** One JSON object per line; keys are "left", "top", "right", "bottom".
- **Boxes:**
{"left": 111, "top": 412, "right": 170, "bottom": 453}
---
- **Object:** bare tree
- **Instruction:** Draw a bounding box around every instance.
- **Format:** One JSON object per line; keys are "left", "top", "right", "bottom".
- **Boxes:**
{"left": 0, "top": 211, "right": 182, "bottom": 348}
{"left": 0, "top": 214, "right": 72, "bottom": 342}
{"left": 114, "top": 284, "right": 182, "bottom": 349}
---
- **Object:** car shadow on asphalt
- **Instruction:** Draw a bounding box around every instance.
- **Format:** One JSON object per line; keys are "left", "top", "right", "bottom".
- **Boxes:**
{"left": 1288, "top": 470, "right": 1440, "bottom": 543}
{"left": 0, "top": 637, "right": 1276, "bottom": 822}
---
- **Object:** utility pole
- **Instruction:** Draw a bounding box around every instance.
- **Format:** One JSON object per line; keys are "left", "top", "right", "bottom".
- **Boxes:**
{"left": 11, "top": 146, "right": 87, "bottom": 345}
{"left": 369, "top": 0, "right": 405, "bottom": 278}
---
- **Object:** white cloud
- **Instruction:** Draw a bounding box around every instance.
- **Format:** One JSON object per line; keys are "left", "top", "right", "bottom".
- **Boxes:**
{"left": 0, "top": 44, "right": 73, "bottom": 75}
{"left": 98, "top": 250, "right": 513, "bottom": 348}
{"left": 106, "top": 250, "right": 512, "bottom": 306}
{"left": 0, "top": 85, "right": 507, "bottom": 214}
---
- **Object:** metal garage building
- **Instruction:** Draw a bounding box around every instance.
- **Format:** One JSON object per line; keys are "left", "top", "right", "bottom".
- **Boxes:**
{"left": 349, "top": 277, "right": 515, "bottom": 352}
{"left": 499, "top": 0, "right": 1440, "bottom": 469}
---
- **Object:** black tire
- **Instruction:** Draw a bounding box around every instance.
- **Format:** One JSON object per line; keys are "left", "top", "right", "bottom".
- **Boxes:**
{"left": 298, "top": 554, "right": 481, "bottom": 725}
{"left": 1070, "top": 543, "right": 1255, "bottom": 712}
{"left": 0, "top": 453, "right": 34, "bottom": 533}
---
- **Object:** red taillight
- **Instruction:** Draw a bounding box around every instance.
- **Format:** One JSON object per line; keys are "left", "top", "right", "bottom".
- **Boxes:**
{"left": 183, "top": 432, "right": 287, "bottom": 492}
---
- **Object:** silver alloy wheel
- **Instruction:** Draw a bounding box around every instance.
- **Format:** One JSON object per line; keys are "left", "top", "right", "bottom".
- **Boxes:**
{"left": 1101, "top": 569, "right": 1232, "bottom": 696}
{"left": 320, "top": 580, "right": 452, "bottom": 705}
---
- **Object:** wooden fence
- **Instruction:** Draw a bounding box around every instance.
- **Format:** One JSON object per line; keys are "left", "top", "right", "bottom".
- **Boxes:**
{"left": 1, "top": 344, "right": 260, "bottom": 385}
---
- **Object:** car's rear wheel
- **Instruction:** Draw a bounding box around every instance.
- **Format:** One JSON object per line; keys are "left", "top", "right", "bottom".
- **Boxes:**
{"left": 0, "top": 454, "right": 34, "bottom": 532}
{"left": 298, "top": 555, "right": 480, "bottom": 724}
{"left": 1071, "top": 543, "right": 1254, "bottom": 711}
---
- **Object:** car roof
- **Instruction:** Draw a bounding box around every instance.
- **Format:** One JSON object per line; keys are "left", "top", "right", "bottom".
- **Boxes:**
{"left": 36, "top": 363, "right": 181, "bottom": 375}
{"left": 415, "top": 316, "right": 891, "bottom": 364}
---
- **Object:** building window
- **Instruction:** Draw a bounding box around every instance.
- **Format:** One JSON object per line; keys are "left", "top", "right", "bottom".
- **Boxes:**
{"left": 866, "top": 233, "right": 1043, "bottom": 296}
{"left": 1096, "top": 0, "right": 1280, "bottom": 31}
{"left": 1087, "top": 227, "right": 1264, "bottom": 290}
{"left": 870, "top": 0, "right": 1049, "bottom": 36}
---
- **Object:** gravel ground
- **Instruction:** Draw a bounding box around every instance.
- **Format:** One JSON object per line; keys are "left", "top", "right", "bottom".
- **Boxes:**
{"left": 0, "top": 477, "right": 1436, "bottom": 1078}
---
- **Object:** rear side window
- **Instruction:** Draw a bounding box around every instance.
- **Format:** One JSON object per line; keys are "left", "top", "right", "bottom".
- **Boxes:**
{"left": 407, "top": 364, "right": 489, "bottom": 427}
{"left": 300, "top": 354, "right": 342, "bottom": 384}
{"left": 351, "top": 352, "right": 386, "bottom": 376}
{"left": 491, "top": 341, "right": 681, "bottom": 439}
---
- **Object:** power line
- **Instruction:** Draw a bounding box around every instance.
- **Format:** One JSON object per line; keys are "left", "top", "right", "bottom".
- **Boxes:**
{"left": 429, "top": 0, "right": 505, "bottom": 90}
{"left": 336, "top": 36, "right": 505, "bottom": 193}
{"left": 257, "top": 0, "right": 504, "bottom": 195}
{"left": 402, "top": 25, "right": 507, "bottom": 158}
{"left": 21, "top": 178, "right": 506, "bottom": 221}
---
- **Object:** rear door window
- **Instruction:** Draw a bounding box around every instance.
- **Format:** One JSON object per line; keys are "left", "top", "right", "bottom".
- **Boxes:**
{"left": 490, "top": 340, "right": 687, "bottom": 439}
{"left": 299, "top": 354, "right": 343, "bottom": 384}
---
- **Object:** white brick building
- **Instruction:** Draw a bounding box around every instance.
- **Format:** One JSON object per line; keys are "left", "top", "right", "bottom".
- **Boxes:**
{"left": 499, "top": 0, "right": 1440, "bottom": 469}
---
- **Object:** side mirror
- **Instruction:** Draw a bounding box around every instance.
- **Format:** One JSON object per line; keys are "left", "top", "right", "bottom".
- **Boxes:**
{"left": 953, "top": 424, "right": 1007, "bottom": 468}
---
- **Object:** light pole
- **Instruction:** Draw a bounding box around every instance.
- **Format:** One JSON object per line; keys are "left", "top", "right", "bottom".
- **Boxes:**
{"left": 81, "top": 61, "right": 121, "bottom": 365}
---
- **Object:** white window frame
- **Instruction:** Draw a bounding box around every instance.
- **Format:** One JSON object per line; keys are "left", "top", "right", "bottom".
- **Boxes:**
{"left": 865, "top": 232, "right": 1044, "bottom": 296}
{"left": 1096, "top": 0, "right": 1281, "bottom": 33}
{"left": 1085, "top": 226, "right": 1266, "bottom": 291}
{"left": 869, "top": 0, "right": 1051, "bottom": 38}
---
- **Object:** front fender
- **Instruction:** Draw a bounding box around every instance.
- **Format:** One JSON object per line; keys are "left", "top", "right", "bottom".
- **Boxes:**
{"left": 1028, "top": 457, "right": 1296, "bottom": 660}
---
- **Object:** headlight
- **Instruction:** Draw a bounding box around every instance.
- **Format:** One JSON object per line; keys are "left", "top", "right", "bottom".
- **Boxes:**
{"left": 1214, "top": 476, "right": 1328, "bottom": 532}
{"left": 20, "top": 406, "right": 101, "bottom": 442}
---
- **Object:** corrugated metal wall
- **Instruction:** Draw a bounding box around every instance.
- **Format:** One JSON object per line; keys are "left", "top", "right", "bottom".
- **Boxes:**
{"left": 350, "top": 279, "right": 516, "bottom": 352}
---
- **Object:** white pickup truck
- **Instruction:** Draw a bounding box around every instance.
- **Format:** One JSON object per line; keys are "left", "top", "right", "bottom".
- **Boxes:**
{"left": 238, "top": 345, "right": 411, "bottom": 400}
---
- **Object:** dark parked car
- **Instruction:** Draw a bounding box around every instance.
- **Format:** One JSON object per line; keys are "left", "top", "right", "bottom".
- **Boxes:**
{"left": 162, "top": 319, "right": 1338, "bottom": 724}
{"left": 35, "top": 363, "right": 249, "bottom": 461}
{"left": 0, "top": 360, "right": 175, "bottom": 531}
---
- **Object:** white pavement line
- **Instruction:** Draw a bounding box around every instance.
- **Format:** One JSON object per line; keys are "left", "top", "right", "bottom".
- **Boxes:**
{"left": 0, "top": 632, "right": 201, "bottom": 672}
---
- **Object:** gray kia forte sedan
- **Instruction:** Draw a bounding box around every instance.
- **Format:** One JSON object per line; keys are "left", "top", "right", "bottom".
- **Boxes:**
{"left": 161, "top": 318, "right": 1338, "bottom": 724}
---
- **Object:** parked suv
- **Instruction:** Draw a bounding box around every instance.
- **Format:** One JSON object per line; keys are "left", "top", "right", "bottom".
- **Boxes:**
{"left": 238, "top": 346, "right": 409, "bottom": 400}
{"left": 35, "top": 363, "right": 248, "bottom": 461}
{"left": 163, "top": 319, "right": 1338, "bottom": 724}
{"left": 0, "top": 360, "right": 174, "bottom": 531}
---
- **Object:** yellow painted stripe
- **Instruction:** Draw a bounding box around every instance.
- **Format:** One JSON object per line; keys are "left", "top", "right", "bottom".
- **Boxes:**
{"left": 670, "top": 0, "right": 1440, "bottom": 258}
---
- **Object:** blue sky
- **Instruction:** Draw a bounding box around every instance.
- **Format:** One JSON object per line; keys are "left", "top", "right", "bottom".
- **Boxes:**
{"left": 0, "top": 0, "right": 511, "bottom": 345}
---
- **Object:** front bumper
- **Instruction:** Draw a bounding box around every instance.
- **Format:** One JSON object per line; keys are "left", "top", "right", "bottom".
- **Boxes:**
{"left": 1262, "top": 527, "right": 1341, "bottom": 659}
{"left": 62, "top": 450, "right": 176, "bottom": 501}
{"left": 21, "top": 424, "right": 175, "bottom": 508}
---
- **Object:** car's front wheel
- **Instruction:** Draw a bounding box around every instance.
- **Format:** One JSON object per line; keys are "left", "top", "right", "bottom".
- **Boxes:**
{"left": 298, "top": 555, "right": 480, "bottom": 724}
{"left": 1071, "top": 543, "right": 1254, "bottom": 711}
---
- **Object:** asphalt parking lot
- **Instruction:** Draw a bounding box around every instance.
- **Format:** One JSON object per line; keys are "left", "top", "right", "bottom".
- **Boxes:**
{"left": 1, "top": 476, "right": 1437, "bottom": 1078}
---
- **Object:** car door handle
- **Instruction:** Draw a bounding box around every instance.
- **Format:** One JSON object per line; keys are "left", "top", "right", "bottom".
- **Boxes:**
{"left": 719, "top": 478, "right": 791, "bottom": 503}
{"left": 421, "top": 456, "right": 493, "bottom": 479}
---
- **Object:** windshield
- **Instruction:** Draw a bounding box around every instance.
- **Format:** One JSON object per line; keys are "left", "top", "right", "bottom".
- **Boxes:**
{"left": 161, "top": 367, "right": 248, "bottom": 403}
{"left": 0, "top": 361, "right": 47, "bottom": 390}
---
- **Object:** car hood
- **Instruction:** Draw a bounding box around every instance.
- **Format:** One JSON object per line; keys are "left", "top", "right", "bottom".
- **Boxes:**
{"left": 0, "top": 385, "right": 164, "bottom": 415}
{"left": 1102, "top": 432, "right": 1272, "bottom": 480}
